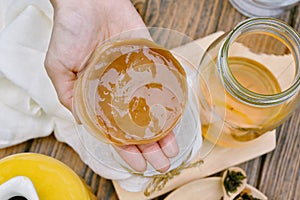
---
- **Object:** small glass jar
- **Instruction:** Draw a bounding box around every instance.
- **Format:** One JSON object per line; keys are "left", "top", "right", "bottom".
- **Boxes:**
{"left": 73, "top": 38, "right": 187, "bottom": 145}
{"left": 196, "top": 18, "right": 300, "bottom": 147}
{"left": 0, "top": 153, "right": 95, "bottom": 200}
{"left": 230, "top": 0, "right": 300, "bottom": 17}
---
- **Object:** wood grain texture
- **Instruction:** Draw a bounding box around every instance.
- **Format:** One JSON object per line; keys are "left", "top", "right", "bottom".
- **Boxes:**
{"left": 1, "top": 0, "right": 299, "bottom": 199}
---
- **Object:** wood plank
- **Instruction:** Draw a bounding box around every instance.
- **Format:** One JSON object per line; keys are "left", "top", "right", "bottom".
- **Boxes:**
{"left": 259, "top": 109, "right": 300, "bottom": 199}
{"left": 0, "top": 140, "right": 32, "bottom": 158}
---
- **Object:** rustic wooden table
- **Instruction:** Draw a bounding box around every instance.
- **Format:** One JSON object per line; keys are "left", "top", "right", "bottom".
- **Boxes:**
{"left": 0, "top": 0, "right": 299, "bottom": 199}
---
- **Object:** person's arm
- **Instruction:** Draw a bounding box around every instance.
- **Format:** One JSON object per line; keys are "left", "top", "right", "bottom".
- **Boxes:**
{"left": 45, "top": 0, "right": 178, "bottom": 172}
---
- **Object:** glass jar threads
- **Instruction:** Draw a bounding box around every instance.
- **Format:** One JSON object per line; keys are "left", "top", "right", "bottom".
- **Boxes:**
{"left": 197, "top": 18, "right": 300, "bottom": 147}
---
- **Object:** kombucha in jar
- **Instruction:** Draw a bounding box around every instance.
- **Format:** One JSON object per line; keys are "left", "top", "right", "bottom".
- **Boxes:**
{"left": 197, "top": 18, "right": 300, "bottom": 147}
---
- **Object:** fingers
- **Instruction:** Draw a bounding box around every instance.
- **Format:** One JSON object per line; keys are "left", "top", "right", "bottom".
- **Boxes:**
{"left": 137, "top": 131, "right": 179, "bottom": 172}
{"left": 138, "top": 142, "right": 170, "bottom": 173}
{"left": 114, "top": 145, "right": 147, "bottom": 172}
{"left": 114, "top": 143, "right": 170, "bottom": 173}
{"left": 115, "top": 131, "right": 179, "bottom": 173}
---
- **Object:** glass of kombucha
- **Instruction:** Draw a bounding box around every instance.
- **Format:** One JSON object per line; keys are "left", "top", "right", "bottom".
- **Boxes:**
{"left": 72, "top": 29, "right": 203, "bottom": 175}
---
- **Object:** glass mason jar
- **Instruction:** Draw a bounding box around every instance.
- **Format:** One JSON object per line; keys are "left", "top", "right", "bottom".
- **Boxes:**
{"left": 196, "top": 18, "right": 300, "bottom": 147}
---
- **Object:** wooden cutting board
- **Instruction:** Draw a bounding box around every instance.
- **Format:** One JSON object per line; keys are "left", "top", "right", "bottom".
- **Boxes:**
{"left": 112, "top": 32, "right": 276, "bottom": 200}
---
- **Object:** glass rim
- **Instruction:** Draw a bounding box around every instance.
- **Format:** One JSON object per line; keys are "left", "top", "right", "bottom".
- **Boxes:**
{"left": 218, "top": 17, "right": 300, "bottom": 106}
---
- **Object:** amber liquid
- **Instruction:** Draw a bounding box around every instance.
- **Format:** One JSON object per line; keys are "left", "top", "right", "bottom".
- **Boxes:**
{"left": 200, "top": 57, "right": 283, "bottom": 146}
{"left": 91, "top": 39, "right": 187, "bottom": 145}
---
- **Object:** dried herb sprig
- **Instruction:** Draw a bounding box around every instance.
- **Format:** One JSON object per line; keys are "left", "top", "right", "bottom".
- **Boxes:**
{"left": 223, "top": 170, "right": 246, "bottom": 196}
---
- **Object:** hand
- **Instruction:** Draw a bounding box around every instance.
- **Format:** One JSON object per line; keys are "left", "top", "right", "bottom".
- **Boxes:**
{"left": 45, "top": 0, "right": 179, "bottom": 172}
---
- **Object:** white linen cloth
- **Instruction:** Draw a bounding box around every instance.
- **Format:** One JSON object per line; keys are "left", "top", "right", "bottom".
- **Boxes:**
{"left": 0, "top": 0, "right": 203, "bottom": 192}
